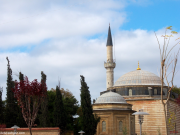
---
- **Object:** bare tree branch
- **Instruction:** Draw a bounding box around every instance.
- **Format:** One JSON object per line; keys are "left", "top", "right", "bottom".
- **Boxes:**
{"left": 166, "top": 40, "right": 180, "bottom": 60}
{"left": 155, "top": 26, "right": 179, "bottom": 135}
{"left": 154, "top": 31, "right": 162, "bottom": 61}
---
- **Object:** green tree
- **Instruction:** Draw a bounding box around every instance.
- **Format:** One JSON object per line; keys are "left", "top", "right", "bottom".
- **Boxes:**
{"left": 61, "top": 88, "right": 79, "bottom": 131}
{"left": 74, "top": 107, "right": 83, "bottom": 135}
{"left": 47, "top": 90, "right": 56, "bottom": 127}
{"left": 80, "top": 75, "right": 100, "bottom": 135}
{"left": 39, "top": 71, "right": 49, "bottom": 127}
{"left": 0, "top": 87, "right": 4, "bottom": 124}
{"left": 122, "top": 126, "right": 128, "bottom": 135}
{"left": 47, "top": 88, "right": 79, "bottom": 131}
{"left": 54, "top": 86, "right": 67, "bottom": 134}
{"left": 172, "top": 86, "right": 180, "bottom": 95}
{"left": 4, "top": 57, "right": 17, "bottom": 127}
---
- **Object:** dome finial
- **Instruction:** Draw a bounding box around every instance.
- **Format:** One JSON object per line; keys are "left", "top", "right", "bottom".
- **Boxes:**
{"left": 137, "top": 61, "right": 141, "bottom": 70}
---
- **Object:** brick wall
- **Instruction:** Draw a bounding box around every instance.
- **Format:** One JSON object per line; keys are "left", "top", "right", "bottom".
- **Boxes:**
{"left": 167, "top": 100, "right": 180, "bottom": 135}
{"left": 126, "top": 99, "right": 166, "bottom": 135}
{"left": 126, "top": 99, "right": 180, "bottom": 135}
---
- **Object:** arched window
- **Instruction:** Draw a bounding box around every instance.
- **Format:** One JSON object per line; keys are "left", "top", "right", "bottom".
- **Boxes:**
{"left": 119, "top": 121, "right": 123, "bottom": 132}
{"left": 102, "top": 121, "right": 106, "bottom": 132}
{"left": 129, "top": 89, "right": 132, "bottom": 96}
{"left": 154, "top": 89, "right": 157, "bottom": 95}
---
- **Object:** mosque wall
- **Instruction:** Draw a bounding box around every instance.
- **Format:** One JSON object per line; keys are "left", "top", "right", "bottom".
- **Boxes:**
{"left": 93, "top": 103, "right": 132, "bottom": 110}
{"left": 93, "top": 110, "right": 135, "bottom": 135}
{"left": 167, "top": 100, "right": 180, "bottom": 135}
{"left": 126, "top": 99, "right": 167, "bottom": 135}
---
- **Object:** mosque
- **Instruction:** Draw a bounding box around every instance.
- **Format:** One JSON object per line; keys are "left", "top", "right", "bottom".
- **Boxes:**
{"left": 93, "top": 26, "right": 180, "bottom": 135}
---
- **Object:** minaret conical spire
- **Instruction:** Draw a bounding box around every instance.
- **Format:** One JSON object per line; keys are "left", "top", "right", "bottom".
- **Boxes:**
{"left": 106, "top": 25, "right": 113, "bottom": 46}
{"left": 104, "top": 24, "right": 116, "bottom": 89}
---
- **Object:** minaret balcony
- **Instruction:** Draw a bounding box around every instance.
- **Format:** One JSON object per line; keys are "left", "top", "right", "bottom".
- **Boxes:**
{"left": 104, "top": 62, "right": 116, "bottom": 68}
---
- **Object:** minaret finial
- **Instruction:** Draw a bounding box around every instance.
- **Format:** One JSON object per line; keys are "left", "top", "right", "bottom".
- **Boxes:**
{"left": 137, "top": 61, "right": 141, "bottom": 70}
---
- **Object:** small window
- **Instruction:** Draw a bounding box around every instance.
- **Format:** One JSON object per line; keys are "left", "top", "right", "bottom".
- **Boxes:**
{"left": 154, "top": 89, "right": 157, "bottom": 95}
{"left": 119, "top": 121, "right": 123, "bottom": 132}
{"left": 102, "top": 121, "right": 106, "bottom": 132}
{"left": 129, "top": 89, "right": 132, "bottom": 96}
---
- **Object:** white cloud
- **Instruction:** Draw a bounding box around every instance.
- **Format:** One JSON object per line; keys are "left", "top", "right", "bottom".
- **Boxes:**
{"left": 1, "top": 28, "right": 180, "bottom": 102}
{"left": 0, "top": 0, "right": 180, "bottom": 103}
{"left": 0, "top": 0, "right": 126, "bottom": 48}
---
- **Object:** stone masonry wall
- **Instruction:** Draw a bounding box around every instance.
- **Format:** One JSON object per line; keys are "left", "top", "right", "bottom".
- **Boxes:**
{"left": 167, "top": 100, "right": 180, "bottom": 135}
{"left": 126, "top": 99, "right": 167, "bottom": 135}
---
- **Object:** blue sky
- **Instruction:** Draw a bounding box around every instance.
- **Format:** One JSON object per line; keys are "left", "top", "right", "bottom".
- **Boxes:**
{"left": 122, "top": 0, "right": 180, "bottom": 31}
{"left": 0, "top": 0, "right": 180, "bottom": 102}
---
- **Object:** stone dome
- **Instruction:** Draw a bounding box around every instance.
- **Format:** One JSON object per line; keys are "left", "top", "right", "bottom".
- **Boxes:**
{"left": 95, "top": 91, "right": 127, "bottom": 104}
{"left": 114, "top": 70, "right": 165, "bottom": 87}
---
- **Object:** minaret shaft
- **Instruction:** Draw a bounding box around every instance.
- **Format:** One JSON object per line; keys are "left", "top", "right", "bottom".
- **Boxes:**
{"left": 107, "top": 46, "right": 113, "bottom": 62}
{"left": 106, "top": 67, "right": 114, "bottom": 88}
{"left": 104, "top": 25, "right": 116, "bottom": 89}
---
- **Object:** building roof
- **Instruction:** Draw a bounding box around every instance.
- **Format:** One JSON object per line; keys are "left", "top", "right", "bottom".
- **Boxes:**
{"left": 106, "top": 25, "right": 113, "bottom": 46}
{"left": 95, "top": 91, "right": 127, "bottom": 104}
{"left": 114, "top": 70, "right": 166, "bottom": 87}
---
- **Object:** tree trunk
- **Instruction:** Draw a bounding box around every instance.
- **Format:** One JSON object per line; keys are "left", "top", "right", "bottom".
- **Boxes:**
{"left": 163, "top": 103, "right": 168, "bottom": 135}
{"left": 161, "top": 62, "right": 168, "bottom": 135}
{"left": 29, "top": 126, "right": 32, "bottom": 135}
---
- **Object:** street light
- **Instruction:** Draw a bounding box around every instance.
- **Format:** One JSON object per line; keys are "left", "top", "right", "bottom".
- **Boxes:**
{"left": 78, "top": 130, "right": 85, "bottom": 135}
{"left": 11, "top": 125, "right": 20, "bottom": 135}
{"left": 132, "top": 109, "right": 149, "bottom": 135}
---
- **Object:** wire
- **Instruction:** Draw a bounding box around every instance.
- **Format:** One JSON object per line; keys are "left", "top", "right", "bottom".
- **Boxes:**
{"left": 113, "top": 34, "right": 116, "bottom": 62}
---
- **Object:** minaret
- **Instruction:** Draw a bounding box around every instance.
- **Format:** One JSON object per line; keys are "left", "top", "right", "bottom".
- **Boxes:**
{"left": 104, "top": 25, "right": 116, "bottom": 89}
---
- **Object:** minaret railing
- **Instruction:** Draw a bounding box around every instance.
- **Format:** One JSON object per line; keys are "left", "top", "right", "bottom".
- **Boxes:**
{"left": 104, "top": 61, "right": 116, "bottom": 68}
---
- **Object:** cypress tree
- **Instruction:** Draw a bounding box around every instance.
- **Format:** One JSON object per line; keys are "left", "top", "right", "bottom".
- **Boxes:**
{"left": 54, "top": 86, "right": 67, "bottom": 134}
{"left": 80, "top": 75, "right": 100, "bottom": 135}
{"left": 39, "top": 71, "right": 49, "bottom": 127}
{"left": 0, "top": 87, "right": 4, "bottom": 124}
{"left": 5, "top": 57, "right": 17, "bottom": 127}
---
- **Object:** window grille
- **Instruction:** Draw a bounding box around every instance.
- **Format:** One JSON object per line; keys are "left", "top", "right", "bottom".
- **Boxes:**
{"left": 154, "top": 89, "right": 157, "bottom": 95}
{"left": 102, "top": 121, "right": 106, "bottom": 132}
{"left": 129, "top": 89, "right": 132, "bottom": 96}
{"left": 119, "top": 121, "right": 123, "bottom": 132}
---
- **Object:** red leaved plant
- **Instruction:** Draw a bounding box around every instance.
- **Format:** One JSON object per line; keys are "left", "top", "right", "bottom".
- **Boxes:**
{"left": 12, "top": 76, "right": 47, "bottom": 135}
{"left": 176, "top": 95, "right": 180, "bottom": 106}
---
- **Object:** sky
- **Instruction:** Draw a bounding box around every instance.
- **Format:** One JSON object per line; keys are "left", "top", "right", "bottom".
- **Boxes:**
{"left": 0, "top": 0, "right": 180, "bottom": 103}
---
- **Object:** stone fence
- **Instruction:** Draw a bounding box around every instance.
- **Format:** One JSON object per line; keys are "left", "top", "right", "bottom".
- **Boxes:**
{"left": 0, "top": 127, "right": 60, "bottom": 135}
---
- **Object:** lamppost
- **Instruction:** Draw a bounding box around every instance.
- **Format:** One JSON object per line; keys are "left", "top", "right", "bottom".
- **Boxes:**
{"left": 11, "top": 125, "right": 20, "bottom": 135}
{"left": 78, "top": 130, "right": 85, "bottom": 135}
{"left": 132, "top": 109, "right": 149, "bottom": 135}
